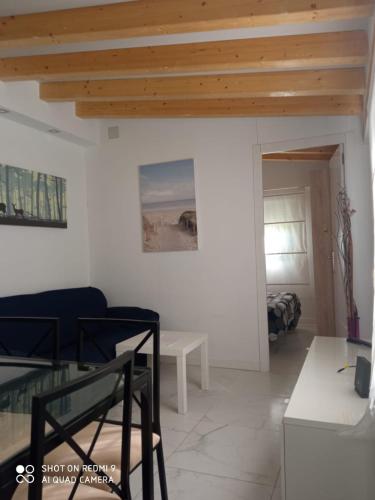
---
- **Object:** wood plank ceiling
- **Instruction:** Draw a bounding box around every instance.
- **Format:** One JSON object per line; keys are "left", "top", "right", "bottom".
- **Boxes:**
{"left": 0, "top": 0, "right": 373, "bottom": 119}
{"left": 263, "top": 145, "right": 339, "bottom": 161}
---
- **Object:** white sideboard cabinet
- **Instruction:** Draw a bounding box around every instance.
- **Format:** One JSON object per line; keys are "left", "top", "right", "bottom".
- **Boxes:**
{"left": 282, "top": 337, "right": 375, "bottom": 500}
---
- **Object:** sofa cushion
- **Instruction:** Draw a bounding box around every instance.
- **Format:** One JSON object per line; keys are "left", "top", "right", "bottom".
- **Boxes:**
{"left": 0, "top": 287, "right": 107, "bottom": 355}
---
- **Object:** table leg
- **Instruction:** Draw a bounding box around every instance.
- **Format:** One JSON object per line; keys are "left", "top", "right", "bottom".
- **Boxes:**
{"left": 201, "top": 339, "right": 209, "bottom": 390}
{"left": 147, "top": 353, "right": 153, "bottom": 371}
{"left": 177, "top": 355, "right": 187, "bottom": 414}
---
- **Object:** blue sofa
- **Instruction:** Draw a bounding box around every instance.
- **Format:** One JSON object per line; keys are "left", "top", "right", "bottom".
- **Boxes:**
{"left": 0, "top": 287, "right": 159, "bottom": 363}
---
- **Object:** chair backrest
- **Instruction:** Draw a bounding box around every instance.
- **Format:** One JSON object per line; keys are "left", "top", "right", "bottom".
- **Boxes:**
{"left": 137, "top": 323, "right": 161, "bottom": 434}
{"left": 77, "top": 318, "right": 162, "bottom": 434}
{"left": 26, "top": 351, "right": 134, "bottom": 500}
{"left": 122, "top": 322, "right": 162, "bottom": 433}
{"left": 0, "top": 317, "right": 60, "bottom": 360}
{"left": 119, "top": 322, "right": 162, "bottom": 436}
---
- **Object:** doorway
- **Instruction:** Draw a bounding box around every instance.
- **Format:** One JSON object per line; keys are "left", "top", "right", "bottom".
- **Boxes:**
{"left": 253, "top": 139, "right": 346, "bottom": 371}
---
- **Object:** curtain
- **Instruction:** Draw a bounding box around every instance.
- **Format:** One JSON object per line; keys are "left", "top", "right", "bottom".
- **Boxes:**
{"left": 264, "top": 192, "right": 309, "bottom": 285}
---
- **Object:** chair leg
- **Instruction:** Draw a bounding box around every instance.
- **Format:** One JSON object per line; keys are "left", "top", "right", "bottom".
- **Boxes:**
{"left": 156, "top": 441, "right": 168, "bottom": 500}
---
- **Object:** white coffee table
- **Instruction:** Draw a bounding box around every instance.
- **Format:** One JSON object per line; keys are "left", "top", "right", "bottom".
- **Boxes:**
{"left": 116, "top": 330, "right": 209, "bottom": 414}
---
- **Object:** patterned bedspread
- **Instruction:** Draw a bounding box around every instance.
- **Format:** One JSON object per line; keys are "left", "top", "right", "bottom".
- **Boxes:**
{"left": 267, "top": 292, "right": 301, "bottom": 336}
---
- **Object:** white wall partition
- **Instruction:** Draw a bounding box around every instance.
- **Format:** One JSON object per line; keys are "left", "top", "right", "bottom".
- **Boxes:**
{"left": 0, "top": 119, "right": 90, "bottom": 297}
{"left": 367, "top": 71, "right": 375, "bottom": 407}
{"left": 86, "top": 116, "right": 373, "bottom": 370}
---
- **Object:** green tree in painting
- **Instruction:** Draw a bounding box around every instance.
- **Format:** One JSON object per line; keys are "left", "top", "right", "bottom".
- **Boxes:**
{"left": 0, "top": 163, "right": 67, "bottom": 227}
{"left": 5, "top": 165, "right": 11, "bottom": 214}
{"left": 36, "top": 171, "right": 41, "bottom": 219}
{"left": 44, "top": 173, "right": 51, "bottom": 220}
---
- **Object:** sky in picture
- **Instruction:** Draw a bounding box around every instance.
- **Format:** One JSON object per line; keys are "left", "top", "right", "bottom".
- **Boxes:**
{"left": 140, "top": 159, "right": 195, "bottom": 205}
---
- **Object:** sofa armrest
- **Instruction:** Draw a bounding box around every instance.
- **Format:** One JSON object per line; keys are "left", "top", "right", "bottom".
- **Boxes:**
{"left": 106, "top": 307, "right": 159, "bottom": 322}
{"left": 0, "top": 316, "right": 60, "bottom": 360}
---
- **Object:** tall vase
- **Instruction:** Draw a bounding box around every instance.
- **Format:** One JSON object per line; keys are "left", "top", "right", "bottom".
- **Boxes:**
{"left": 347, "top": 316, "right": 360, "bottom": 339}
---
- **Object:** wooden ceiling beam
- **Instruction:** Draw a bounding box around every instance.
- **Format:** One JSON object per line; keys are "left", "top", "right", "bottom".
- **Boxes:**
{"left": 75, "top": 96, "right": 363, "bottom": 118}
{"left": 0, "top": 31, "right": 368, "bottom": 82}
{"left": 0, "top": 0, "right": 372, "bottom": 49}
{"left": 263, "top": 146, "right": 339, "bottom": 161}
{"left": 263, "top": 152, "right": 333, "bottom": 160}
{"left": 40, "top": 68, "right": 366, "bottom": 102}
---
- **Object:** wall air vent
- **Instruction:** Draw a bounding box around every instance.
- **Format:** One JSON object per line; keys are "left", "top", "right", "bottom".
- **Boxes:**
{"left": 108, "top": 126, "right": 120, "bottom": 140}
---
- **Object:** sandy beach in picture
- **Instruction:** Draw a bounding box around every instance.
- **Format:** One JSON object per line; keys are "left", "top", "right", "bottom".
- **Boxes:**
{"left": 143, "top": 202, "right": 197, "bottom": 252}
{"left": 139, "top": 160, "right": 198, "bottom": 253}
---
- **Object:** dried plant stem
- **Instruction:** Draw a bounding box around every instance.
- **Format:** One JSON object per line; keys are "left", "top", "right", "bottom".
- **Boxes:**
{"left": 335, "top": 189, "right": 358, "bottom": 321}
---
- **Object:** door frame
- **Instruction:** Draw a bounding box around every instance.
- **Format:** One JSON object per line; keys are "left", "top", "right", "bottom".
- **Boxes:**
{"left": 253, "top": 133, "right": 347, "bottom": 372}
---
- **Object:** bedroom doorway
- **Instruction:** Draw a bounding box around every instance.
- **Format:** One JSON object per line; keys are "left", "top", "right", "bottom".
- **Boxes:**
{"left": 260, "top": 144, "right": 345, "bottom": 358}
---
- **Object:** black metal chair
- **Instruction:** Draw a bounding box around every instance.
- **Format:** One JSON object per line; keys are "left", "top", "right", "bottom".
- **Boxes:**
{"left": 12, "top": 351, "right": 136, "bottom": 500}
{"left": 0, "top": 317, "right": 60, "bottom": 360}
{"left": 77, "top": 317, "right": 168, "bottom": 500}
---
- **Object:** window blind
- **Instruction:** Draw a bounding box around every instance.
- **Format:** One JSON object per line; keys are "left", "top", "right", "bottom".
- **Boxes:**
{"left": 264, "top": 192, "right": 309, "bottom": 285}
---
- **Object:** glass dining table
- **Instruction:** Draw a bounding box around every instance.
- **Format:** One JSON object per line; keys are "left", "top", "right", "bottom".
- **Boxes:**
{"left": 0, "top": 356, "right": 153, "bottom": 499}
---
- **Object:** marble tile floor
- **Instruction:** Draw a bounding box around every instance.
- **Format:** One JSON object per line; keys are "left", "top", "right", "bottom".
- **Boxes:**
{"left": 123, "top": 328, "right": 315, "bottom": 500}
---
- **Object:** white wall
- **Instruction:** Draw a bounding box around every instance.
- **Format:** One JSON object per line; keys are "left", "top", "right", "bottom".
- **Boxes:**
{"left": 367, "top": 60, "right": 375, "bottom": 402}
{"left": 0, "top": 118, "right": 90, "bottom": 297}
{"left": 87, "top": 119, "right": 259, "bottom": 370}
{"left": 262, "top": 160, "right": 329, "bottom": 190}
{"left": 259, "top": 118, "right": 373, "bottom": 343}
{"left": 0, "top": 82, "right": 99, "bottom": 146}
{"left": 86, "top": 116, "right": 373, "bottom": 370}
{"left": 345, "top": 128, "right": 374, "bottom": 342}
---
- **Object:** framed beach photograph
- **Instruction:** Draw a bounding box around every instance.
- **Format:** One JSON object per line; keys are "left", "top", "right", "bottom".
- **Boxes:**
{"left": 0, "top": 164, "right": 67, "bottom": 228}
{"left": 139, "top": 159, "right": 198, "bottom": 252}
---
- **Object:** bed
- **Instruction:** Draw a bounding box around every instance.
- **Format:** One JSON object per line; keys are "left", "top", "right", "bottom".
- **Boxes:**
{"left": 267, "top": 292, "right": 301, "bottom": 340}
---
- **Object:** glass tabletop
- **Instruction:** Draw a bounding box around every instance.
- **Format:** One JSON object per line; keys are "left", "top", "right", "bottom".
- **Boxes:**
{"left": 0, "top": 356, "right": 143, "bottom": 467}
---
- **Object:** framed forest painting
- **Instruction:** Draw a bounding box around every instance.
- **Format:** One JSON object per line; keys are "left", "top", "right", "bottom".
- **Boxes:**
{"left": 140, "top": 158, "right": 198, "bottom": 252}
{"left": 0, "top": 164, "right": 67, "bottom": 228}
